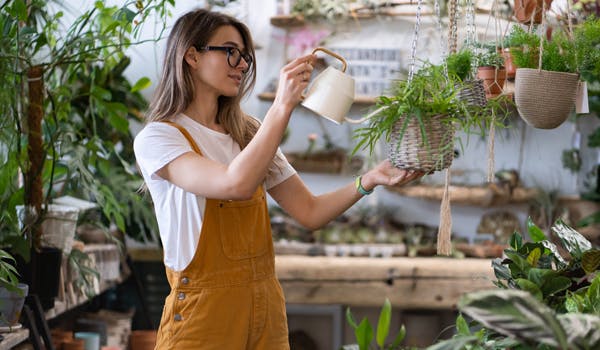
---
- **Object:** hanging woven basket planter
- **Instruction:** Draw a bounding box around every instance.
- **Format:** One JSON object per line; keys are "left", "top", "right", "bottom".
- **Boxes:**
{"left": 456, "top": 79, "right": 487, "bottom": 107}
{"left": 388, "top": 114, "right": 455, "bottom": 172}
{"left": 514, "top": 68, "right": 579, "bottom": 129}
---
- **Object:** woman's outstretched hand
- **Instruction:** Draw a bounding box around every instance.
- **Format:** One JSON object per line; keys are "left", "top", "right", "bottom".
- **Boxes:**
{"left": 273, "top": 53, "right": 317, "bottom": 110}
{"left": 361, "top": 160, "right": 425, "bottom": 191}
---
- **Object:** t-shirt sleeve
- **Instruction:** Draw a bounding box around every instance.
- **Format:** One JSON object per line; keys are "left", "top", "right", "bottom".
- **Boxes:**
{"left": 134, "top": 123, "right": 193, "bottom": 181}
{"left": 265, "top": 147, "right": 296, "bottom": 190}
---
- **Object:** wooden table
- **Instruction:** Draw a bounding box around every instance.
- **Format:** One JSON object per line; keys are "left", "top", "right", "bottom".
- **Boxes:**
{"left": 275, "top": 256, "right": 496, "bottom": 309}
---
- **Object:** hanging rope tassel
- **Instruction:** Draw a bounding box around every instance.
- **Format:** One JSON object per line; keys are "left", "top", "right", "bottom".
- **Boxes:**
{"left": 437, "top": 168, "right": 452, "bottom": 255}
{"left": 487, "top": 114, "right": 496, "bottom": 183}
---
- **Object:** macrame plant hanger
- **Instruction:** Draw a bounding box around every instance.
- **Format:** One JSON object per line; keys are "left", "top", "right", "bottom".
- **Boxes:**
{"left": 432, "top": 0, "right": 458, "bottom": 256}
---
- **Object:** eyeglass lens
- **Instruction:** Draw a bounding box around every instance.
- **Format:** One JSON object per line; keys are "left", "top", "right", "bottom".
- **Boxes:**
{"left": 227, "top": 47, "right": 252, "bottom": 69}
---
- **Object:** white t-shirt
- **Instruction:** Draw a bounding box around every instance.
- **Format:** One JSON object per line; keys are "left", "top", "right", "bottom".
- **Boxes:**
{"left": 133, "top": 113, "right": 296, "bottom": 271}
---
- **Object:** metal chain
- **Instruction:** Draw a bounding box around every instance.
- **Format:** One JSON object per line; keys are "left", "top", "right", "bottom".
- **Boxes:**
{"left": 465, "top": 0, "right": 476, "bottom": 48}
{"left": 434, "top": 0, "right": 448, "bottom": 81}
{"left": 408, "top": 0, "right": 424, "bottom": 83}
{"left": 448, "top": 0, "right": 458, "bottom": 54}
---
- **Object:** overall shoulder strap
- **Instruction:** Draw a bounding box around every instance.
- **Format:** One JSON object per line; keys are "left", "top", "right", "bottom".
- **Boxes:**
{"left": 161, "top": 121, "right": 203, "bottom": 156}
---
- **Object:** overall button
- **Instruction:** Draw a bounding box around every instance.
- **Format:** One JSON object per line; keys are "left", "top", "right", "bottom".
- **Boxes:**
{"left": 174, "top": 313, "right": 183, "bottom": 321}
{"left": 177, "top": 292, "right": 185, "bottom": 300}
{"left": 181, "top": 277, "right": 189, "bottom": 285}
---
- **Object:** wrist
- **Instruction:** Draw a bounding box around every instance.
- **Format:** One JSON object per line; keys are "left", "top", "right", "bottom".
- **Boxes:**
{"left": 361, "top": 172, "right": 376, "bottom": 192}
{"left": 271, "top": 99, "right": 294, "bottom": 117}
{"left": 355, "top": 174, "right": 375, "bottom": 196}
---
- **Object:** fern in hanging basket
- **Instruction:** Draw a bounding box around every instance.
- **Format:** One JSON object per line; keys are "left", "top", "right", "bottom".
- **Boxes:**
{"left": 353, "top": 62, "right": 483, "bottom": 172}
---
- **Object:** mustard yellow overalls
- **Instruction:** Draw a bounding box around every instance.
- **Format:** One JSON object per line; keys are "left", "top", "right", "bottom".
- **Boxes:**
{"left": 154, "top": 122, "right": 290, "bottom": 349}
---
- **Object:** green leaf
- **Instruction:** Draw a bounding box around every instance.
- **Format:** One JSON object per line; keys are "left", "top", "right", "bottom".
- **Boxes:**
{"left": 346, "top": 307, "right": 358, "bottom": 329}
{"left": 588, "top": 274, "right": 600, "bottom": 314}
{"left": 526, "top": 247, "right": 542, "bottom": 266}
{"left": 376, "top": 298, "right": 391, "bottom": 347}
{"left": 91, "top": 85, "right": 112, "bottom": 101}
{"left": 13, "top": 0, "right": 28, "bottom": 21}
{"left": 541, "top": 276, "right": 572, "bottom": 297}
{"left": 455, "top": 314, "right": 470, "bottom": 336}
{"left": 509, "top": 232, "right": 523, "bottom": 250}
{"left": 565, "top": 294, "right": 581, "bottom": 313}
{"left": 356, "top": 318, "right": 373, "bottom": 350}
{"left": 557, "top": 314, "right": 600, "bottom": 349}
{"left": 492, "top": 258, "right": 512, "bottom": 282}
{"left": 425, "top": 336, "right": 479, "bottom": 350}
{"left": 389, "top": 325, "right": 406, "bottom": 349}
{"left": 516, "top": 278, "right": 543, "bottom": 301}
{"left": 131, "top": 77, "right": 151, "bottom": 92}
{"left": 582, "top": 249, "right": 600, "bottom": 274}
{"left": 458, "top": 290, "right": 569, "bottom": 349}
{"left": 551, "top": 219, "right": 592, "bottom": 259}
{"left": 527, "top": 217, "right": 546, "bottom": 242}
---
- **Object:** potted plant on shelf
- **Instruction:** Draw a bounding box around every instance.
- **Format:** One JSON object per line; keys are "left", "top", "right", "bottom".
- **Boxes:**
{"left": 426, "top": 218, "right": 600, "bottom": 349}
{"left": 0, "top": 0, "right": 170, "bottom": 309}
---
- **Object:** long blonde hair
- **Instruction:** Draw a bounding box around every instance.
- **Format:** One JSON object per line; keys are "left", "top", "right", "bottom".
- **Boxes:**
{"left": 146, "top": 9, "right": 259, "bottom": 148}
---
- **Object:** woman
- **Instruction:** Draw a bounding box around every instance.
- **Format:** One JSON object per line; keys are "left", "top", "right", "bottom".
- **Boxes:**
{"left": 134, "top": 8, "right": 422, "bottom": 350}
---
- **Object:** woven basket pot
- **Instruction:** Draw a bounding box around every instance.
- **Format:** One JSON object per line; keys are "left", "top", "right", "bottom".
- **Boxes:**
{"left": 388, "top": 114, "right": 455, "bottom": 172}
{"left": 514, "top": 68, "right": 579, "bottom": 129}
{"left": 456, "top": 79, "right": 487, "bottom": 107}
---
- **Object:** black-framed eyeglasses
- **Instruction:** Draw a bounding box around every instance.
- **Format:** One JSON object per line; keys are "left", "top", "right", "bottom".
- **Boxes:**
{"left": 196, "top": 45, "right": 253, "bottom": 71}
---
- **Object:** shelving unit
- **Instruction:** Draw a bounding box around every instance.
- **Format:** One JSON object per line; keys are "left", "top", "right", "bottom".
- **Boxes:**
{"left": 385, "top": 183, "right": 539, "bottom": 207}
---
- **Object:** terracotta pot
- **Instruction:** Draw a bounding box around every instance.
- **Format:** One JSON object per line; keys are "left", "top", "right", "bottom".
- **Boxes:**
{"left": 63, "top": 338, "right": 85, "bottom": 350}
{"left": 498, "top": 48, "right": 516, "bottom": 80}
{"left": 514, "top": 0, "right": 552, "bottom": 24}
{"left": 476, "top": 66, "right": 507, "bottom": 98}
{"left": 129, "top": 330, "right": 157, "bottom": 350}
{"left": 51, "top": 329, "right": 73, "bottom": 350}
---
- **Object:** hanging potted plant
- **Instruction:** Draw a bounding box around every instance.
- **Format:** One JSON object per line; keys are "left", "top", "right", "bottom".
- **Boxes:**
{"left": 510, "top": 25, "right": 580, "bottom": 129}
{"left": 475, "top": 48, "right": 507, "bottom": 99}
{"left": 352, "top": 62, "right": 490, "bottom": 172}
{"left": 446, "top": 49, "right": 487, "bottom": 107}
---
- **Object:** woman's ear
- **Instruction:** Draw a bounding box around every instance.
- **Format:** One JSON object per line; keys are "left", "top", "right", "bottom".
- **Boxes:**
{"left": 184, "top": 47, "right": 199, "bottom": 68}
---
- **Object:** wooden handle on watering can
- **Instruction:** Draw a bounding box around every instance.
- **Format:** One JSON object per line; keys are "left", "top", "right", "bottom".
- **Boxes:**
{"left": 312, "top": 47, "right": 347, "bottom": 72}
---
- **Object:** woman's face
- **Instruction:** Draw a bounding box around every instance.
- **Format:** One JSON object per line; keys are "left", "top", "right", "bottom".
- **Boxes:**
{"left": 193, "top": 25, "right": 251, "bottom": 97}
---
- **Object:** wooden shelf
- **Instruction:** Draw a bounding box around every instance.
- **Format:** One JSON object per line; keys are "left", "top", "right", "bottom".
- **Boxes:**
{"left": 258, "top": 92, "right": 377, "bottom": 105}
{"left": 275, "top": 255, "right": 495, "bottom": 309}
{"left": 270, "top": 15, "right": 305, "bottom": 28}
{"left": 385, "top": 183, "right": 539, "bottom": 207}
{"left": 0, "top": 328, "right": 29, "bottom": 350}
{"left": 270, "top": 7, "right": 435, "bottom": 29}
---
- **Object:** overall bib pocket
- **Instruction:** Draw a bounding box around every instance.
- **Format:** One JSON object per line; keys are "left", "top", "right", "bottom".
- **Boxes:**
{"left": 218, "top": 196, "right": 268, "bottom": 260}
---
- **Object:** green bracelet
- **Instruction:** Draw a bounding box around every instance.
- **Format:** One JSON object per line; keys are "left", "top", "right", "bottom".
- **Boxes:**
{"left": 355, "top": 175, "right": 373, "bottom": 196}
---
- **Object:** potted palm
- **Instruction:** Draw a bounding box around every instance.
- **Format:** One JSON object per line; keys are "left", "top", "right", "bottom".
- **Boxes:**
{"left": 0, "top": 0, "right": 170, "bottom": 309}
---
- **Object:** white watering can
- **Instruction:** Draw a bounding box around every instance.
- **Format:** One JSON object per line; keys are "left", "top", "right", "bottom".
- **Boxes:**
{"left": 301, "top": 47, "right": 374, "bottom": 124}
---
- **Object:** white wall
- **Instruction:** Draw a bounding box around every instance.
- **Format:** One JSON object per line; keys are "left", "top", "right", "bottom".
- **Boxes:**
{"left": 122, "top": 0, "right": 595, "bottom": 239}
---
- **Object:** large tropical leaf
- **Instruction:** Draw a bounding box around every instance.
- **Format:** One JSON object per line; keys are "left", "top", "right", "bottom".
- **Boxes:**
{"left": 551, "top": 220, "right": 592, "bottom": 259}
{"left": 426, "top": 336, "right": 479, "bottom": 350}
{"left": 582, "top": 249, "right": 600, "bottom": 274}
{"left": 458, "top": 290, "right": 569, "bottom": 349}
{"left": 558, "top": 314, "right": 600, "bottom": 349}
